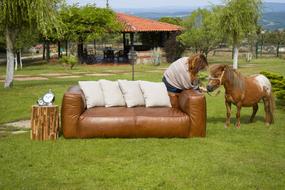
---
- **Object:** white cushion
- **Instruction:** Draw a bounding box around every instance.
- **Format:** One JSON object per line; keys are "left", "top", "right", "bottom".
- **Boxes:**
{"left": 99, "top": 80, "right": 126, "bottom": 107}
{"left": 78, "top": 81, "right": 105, "bottom": 108}
{"left": 139, "top": 81, "right": 172, "bottom": 107}
{"left": 118, "top": 80, "right": 145, "bottom": 107}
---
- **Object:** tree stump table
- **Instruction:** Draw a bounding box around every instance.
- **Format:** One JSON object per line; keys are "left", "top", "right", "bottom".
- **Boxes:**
{"left": 31, "top": 105, "right": 59, "bottom": 140}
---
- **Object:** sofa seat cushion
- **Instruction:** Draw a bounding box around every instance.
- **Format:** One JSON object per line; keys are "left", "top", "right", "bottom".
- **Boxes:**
{"left": 133, "top": 107, "right": 190, "bottom": 137}
{"left": 78, "top": 107, "right": 136, "bottom": 138}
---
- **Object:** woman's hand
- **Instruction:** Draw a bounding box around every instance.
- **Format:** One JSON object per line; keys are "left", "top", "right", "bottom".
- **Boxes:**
{"left": 199, "top": 86, "right": 208, "bottom": 93}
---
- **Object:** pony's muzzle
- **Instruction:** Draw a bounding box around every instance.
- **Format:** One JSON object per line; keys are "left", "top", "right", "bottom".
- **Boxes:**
{"left": 206, "top": 85, "right": 214, "bottom": 92}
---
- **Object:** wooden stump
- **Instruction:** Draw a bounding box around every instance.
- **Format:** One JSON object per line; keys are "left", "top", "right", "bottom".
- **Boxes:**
{"left": 31, "top": 105, "right": 59, "bottom": 140}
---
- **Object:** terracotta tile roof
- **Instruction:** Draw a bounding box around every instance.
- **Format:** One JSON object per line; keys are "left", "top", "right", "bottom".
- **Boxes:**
{"left": 116, "top": 12, "right": 183, "bottom": 32}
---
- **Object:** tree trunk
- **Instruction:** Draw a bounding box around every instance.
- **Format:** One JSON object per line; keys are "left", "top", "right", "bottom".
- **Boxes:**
{"left": 277, "top": 42, "right": 280, "bottom": 57}
{"left": 4, "top": 27, "right": 15, "bottom": 88}
{"left": 65, "top": 40, "right": 68, "bottom": 56}
{"left": 233, "top": 44, "right": 239, "bottom": 70}
{"left": 77, "top": 41, "right": 84, "bottom": 63}
{"left": 46, "top": 41, "right": 50, "bottom": 62}
{"left": 57, "top": 41, "right": 61, "bottom": 59}
{"left": 16, "top": 51, "right": 21, "bottom": 68}
{"left": 19, "top": 50, "right": 23, "bottom": 69}
{"left": 43, "top": 41, "right": 46, "bottom": 60}
{"left": 255, "top": 42, "right": 258, "bottom": 59}
{"left": 14, "top": 53, "right": 18, "bottom": 71}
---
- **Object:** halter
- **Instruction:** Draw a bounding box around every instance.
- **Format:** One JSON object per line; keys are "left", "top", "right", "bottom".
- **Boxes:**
{"left": 206, "top": 70, "right": 225, "bottom": 96}
{"left": 207, "top": 70, "right": 225, "bottom": 86}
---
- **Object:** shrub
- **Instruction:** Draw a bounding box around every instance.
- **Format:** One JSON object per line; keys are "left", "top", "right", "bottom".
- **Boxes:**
{"left": 59, "top": 55, "right": 78, "bottom": 69}
{"left": 260, "top": 71, "right": 285, "bottom": 101}
{"left": 276, "top": 90, "right": 285, "bottom": 100}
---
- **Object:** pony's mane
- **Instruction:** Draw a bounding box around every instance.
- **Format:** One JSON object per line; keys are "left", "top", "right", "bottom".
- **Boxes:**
{"left": 225, "top": 67, "right": 245, "bottom": 91}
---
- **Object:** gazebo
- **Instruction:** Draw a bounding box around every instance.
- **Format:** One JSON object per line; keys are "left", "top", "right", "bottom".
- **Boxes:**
{"left": 116, "top": 13, "right": 183, "bottom": 58}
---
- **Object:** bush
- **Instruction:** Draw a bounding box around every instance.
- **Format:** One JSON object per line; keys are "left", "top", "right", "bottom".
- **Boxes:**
{"left": 260, "top": 71, "right": 285, "bottom": 100}
{"left": 276, "top": 90, "right": 285, "bottom": 100}
{"left": 59, "top": 55, "right": 78, "bottom": 69}
{"left": 164, "top": 34, "right": 185, "bottom": 63}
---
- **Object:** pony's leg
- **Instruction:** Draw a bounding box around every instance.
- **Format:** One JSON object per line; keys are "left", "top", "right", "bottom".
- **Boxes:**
{"left": 225, "top": 101, "right": 231, "bottom": 128}
{"left": 236, "top": 105, "right": 242, "bottom": 128}
{"left": 249, "top": 104, "right": 258, "bottom": 123}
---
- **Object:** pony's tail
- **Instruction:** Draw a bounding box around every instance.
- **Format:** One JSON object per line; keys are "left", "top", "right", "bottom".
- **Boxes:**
{"left": 268, "top": 92, "right": 275, "bottom": 124}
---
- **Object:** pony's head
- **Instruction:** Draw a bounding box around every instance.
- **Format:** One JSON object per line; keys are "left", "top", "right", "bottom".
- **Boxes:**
{"left": 206, "top": 64, "right": 228, "bottom": 92}
{"left": 188, "top": 54, "right": 208, "bottom": 85}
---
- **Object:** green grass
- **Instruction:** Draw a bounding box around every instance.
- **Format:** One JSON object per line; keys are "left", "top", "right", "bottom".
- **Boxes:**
{"left": 0, "top": 56, "right": 285, "bottom": 189}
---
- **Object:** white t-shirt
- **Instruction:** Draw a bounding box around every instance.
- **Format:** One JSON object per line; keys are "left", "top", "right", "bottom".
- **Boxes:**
{"left": 164, "top": 57, "right": 194, "bottom": 90}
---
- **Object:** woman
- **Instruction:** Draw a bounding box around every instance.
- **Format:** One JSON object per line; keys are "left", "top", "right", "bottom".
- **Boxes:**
{"left": 163, "top": 53, "right": 208, "bottom": 93}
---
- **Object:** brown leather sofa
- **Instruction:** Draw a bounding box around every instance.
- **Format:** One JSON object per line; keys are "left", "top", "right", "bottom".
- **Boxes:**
{"left": 61, "top": 85, "right": 207, "bottom": 138}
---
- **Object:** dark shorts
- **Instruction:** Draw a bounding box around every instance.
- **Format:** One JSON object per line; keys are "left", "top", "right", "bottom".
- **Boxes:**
{"left": 162, "top": 76, "right": 183, "bottom": 93}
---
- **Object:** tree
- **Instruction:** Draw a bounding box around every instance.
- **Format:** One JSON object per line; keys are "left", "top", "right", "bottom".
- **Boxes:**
{"left": 178, "top": 8, "right": 222, "bottom": 57}
{"left": 158, "top": 17, "right": 183, "bottom": 26}
{"left": 219, "top": 0, "right": 262, "bottom": 69}
{"left": 264, "top": 30, "right": 285, "bottom": 57}
{"left": 164, "top": 33, "right": 185, "bottom": 63}
{"left": 59, "top": 4, "right": 121, "bottom": 62}
{"left": 0, "top": 0, "right": 61, "bottom": 88}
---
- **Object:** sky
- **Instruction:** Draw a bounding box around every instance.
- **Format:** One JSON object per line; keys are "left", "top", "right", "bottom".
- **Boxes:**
{"left": 67, "top": 0, "right": 285, "bottom": 9}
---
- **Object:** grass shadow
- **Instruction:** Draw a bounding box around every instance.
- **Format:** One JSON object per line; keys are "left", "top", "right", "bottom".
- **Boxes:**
{"left": 207, "top": 115, "right": 265, "bottom": 124}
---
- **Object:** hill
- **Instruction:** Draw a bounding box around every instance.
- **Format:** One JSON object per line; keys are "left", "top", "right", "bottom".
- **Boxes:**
{"left": 262, "top": 12, "right": 285, "bottom": 30}
{"left": 116, "top": 2, "right": 285, "bottom": 30}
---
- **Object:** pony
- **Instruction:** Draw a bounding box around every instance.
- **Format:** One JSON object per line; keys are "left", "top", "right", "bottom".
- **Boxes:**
{"left": 206, "top": 64, "right": 274, "bottom": 128}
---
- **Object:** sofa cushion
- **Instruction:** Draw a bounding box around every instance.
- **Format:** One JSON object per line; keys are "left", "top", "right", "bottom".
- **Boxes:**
{"left": 133, "top": 107, "right": 189, "bottom": 137}
{"left": 99, "top": 80, "right": 126, "bottom": 107}
{"left": 118, "top": 80, "right": 145, "bottom": 107}
{"left": 78, "top": 81, "right": 105, "bottom": 108}
{"left": 139, "top": 81, "right": 171, "bottom": 107}
{"left": 78, "top": 107, "right": 136, "bottom": 138}
{"left": 78, "top": 107, "right": 189, "bottom": 138}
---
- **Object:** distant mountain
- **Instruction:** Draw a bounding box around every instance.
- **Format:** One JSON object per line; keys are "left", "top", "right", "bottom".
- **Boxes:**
{"left": 115, "top": 7, "right": 195, "bottom": 19}
{"left": 261, "top": 2, "right": 285, "bottom": 30}
{"left": 116, "top": 2, "right": 285, "bottom": 30}
{"left": 262, "top": 12, "right": 285, "bottom": 30}
{"left": 263, "top": 2, "right": 285, "bottom": 13}
{"left": 129, "top": 11, "right": 191, "bottom": 19}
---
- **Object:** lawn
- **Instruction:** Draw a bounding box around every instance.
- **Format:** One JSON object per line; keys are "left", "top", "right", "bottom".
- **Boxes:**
{"left": 0, "top": 56, "right": 285, "bottom": 189}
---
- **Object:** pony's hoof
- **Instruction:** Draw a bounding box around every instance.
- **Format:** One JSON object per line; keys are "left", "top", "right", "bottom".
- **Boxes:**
{"left": 224, "top": 124, "right": 229, "bottom": 128}
{"left": 265, "top": 122, "right": 270, "bottom": 126}
{"left": 235, "top": 124, "right": 241, "bottom": 128}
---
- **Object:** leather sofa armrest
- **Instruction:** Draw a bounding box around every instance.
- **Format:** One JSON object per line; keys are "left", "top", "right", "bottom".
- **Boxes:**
{"left": 178, "top": 89, "right": 207, "bottom": 137}
{"left": 61, "top": 85, "right": 86, "bottom": 138}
